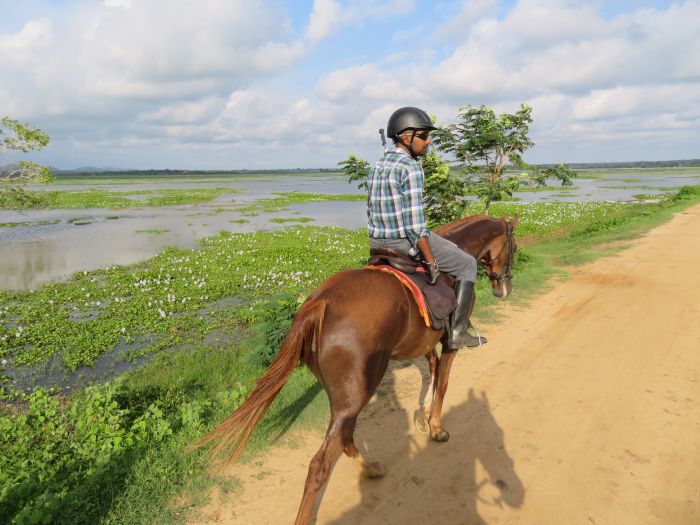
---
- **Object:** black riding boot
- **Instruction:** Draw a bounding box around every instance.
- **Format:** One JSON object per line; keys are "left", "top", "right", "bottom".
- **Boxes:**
{"left": 448, "top": 281, "right": 487, "bottom": 350}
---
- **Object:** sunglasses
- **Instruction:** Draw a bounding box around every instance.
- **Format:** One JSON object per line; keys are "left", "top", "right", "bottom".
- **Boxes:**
{"left": 413, "top": 131, "right": 431, "bottom": 140}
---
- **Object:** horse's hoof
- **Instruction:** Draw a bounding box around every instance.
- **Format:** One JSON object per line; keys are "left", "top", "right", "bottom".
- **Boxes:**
{"left": 362, "top": 462, "right": 387, "bottom": 479}
{"left": 431, "top": 429, "right": 450, "bottom": 442}
{"left": 413, "top": 408, "right": 430, "bottom": 433}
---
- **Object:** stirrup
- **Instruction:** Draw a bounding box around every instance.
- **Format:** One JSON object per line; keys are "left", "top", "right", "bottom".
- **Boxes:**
{"left": 469, "top": 325, "right": 487, "bottom": 347}
{"left": 449, "top": 328, "right": 487, "bottom": 350}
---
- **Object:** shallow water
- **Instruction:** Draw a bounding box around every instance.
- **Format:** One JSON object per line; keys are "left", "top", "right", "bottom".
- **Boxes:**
{"left": 2, "top": 170, "right": 699, "bottom": 291}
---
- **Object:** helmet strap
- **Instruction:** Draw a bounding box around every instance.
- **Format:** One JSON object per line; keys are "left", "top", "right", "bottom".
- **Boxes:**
{"left": 399, "top": 129, "right": 419, "bottom": 159}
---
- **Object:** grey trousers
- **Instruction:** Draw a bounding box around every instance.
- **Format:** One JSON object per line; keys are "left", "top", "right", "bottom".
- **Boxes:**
{"left": 369, "top": 233, "right": 477, "bottom": 283}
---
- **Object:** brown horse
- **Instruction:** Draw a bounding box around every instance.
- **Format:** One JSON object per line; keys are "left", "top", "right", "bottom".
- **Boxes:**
{"left": 194, "top": 214, "right": 518, "bottom": 524}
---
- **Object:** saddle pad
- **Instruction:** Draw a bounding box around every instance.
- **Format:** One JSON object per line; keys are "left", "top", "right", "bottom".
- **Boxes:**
{"left": 364, "top": 265, "right": 456, "bottom": 329}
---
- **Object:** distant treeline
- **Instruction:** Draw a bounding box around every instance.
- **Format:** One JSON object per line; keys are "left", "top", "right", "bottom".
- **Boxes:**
{"left": 2, "top": 159, "right": 699, "bottom": 178}
{"left": 566, "top": 159, "right": 700, "bottom": 169}
{"left": 49, "top": 167, "right": 342, "bottom": 177}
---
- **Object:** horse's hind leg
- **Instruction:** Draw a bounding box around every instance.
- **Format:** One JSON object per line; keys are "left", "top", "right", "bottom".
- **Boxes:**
{"left": 295, "top": 415, "right": 346, "bottom": 525}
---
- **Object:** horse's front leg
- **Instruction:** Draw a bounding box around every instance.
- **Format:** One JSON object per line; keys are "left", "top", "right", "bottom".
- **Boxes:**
{"left": 429, "top": 347, "right": 456, "bottom": 442}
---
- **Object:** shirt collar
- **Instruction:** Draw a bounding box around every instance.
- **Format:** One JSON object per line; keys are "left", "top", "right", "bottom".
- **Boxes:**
{"left": 389, "top": 146, "right": 411, "bottom": 158}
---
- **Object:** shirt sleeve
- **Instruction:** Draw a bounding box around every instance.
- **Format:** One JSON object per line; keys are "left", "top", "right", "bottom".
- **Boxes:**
{"left": 400, "top": 162, "right": 430, "bottom": 245}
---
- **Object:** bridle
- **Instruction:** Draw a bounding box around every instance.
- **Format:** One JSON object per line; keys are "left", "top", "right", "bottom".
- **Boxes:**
{"left": 481, "top": 221, "right": 515, "bottom": 283}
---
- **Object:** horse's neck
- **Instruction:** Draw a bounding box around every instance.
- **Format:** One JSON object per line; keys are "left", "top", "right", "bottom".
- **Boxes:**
{"left": 438, "top": 217, "right": 501, "bottom": 256}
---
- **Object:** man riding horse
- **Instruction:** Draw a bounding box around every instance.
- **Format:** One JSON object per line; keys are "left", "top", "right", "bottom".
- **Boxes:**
{"left": 367, "top": 106, "right": 486, "bottom": 349}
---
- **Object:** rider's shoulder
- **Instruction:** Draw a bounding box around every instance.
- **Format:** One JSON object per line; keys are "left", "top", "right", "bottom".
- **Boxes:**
{"left": 385, "top": 148, "right": 419, "bottom": 169}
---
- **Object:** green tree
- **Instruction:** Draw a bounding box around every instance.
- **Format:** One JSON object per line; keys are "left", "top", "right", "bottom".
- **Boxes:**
{"left": 0, "top": 117, "right": 52, "bottom": 208}
{"left": 529, "top": 162, "right": 578, "bottom": 186}
{"left": 338, "top": 154, "right": 370, "bottom": 190}
{"left": 339, "top": 150, "right": 468, "bottom": 227}
{"left": 422, "top": 150, "right": 468, "bottom": 227}
{"left": 433, "top": 104, "right": 534, "bottom": 212}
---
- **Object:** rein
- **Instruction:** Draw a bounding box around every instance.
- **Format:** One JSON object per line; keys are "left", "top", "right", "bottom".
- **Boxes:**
{"left": 482, "top": 221, "right": 515, "bottom": 283}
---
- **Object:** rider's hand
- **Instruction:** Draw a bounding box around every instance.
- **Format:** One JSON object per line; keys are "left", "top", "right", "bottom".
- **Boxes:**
{"left": 426, "top": 260, "right": 440, "bottom": 285}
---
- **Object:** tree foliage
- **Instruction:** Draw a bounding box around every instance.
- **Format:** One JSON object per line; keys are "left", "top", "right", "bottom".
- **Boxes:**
{"left": 433, "top": 104, "right": 534, "bottom": 212}
{"left": 340, "top": 102, "right": 576, "bottom": 219}
{"left": 339, "top": 150, "right": 468, "bottom": 227}
{"left": 338, "top": 154, "right": 370, "bottom": 190}
{"left": 1, "top": 117, "right": 52, "bottom": 208}
{"left": 528, "top": 162, "right": 578, "bottom": 186}
{"left": 422, "top": 150, "right": 468, "bottom": 227}
{"left": 1, "top": 117, "right": 52, "bottom": 183}
{"left": 433, "top": 104, "right": 534, "bottom": 180}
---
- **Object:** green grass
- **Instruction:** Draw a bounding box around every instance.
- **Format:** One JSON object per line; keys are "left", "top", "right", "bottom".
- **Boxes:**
{"left": 1, "top": 184, "right": 699, "bottom": 524}
{"left": 0, "top": 219, "right": 60, "bottom": 228}
{"left": 269, "top": 217, "right": 314, "bottom": 223}
{"left": 136, "top": 229, "right": 169, "bottom": 235}
{"left": 42, "top": 188, "right": 238, "bottom": 209}
{"left": 514, "top": 185, "right": 579, "bottom": 192}
{"left": 235, "top": 192, "right": 364, "bottom": 213}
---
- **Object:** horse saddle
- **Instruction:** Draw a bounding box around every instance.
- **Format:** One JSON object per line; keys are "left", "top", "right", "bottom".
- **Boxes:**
{"left": 367, "top": 248, "right": 457, "bottom": 330}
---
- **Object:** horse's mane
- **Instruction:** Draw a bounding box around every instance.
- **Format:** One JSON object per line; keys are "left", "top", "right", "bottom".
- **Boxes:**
{"left": 434, "top": 214, "right": 497, "bottom": 235}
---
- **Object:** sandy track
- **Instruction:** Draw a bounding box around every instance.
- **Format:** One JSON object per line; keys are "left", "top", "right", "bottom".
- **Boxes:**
{"left": 191, "top": 204, "right": 700, "bottom": 525}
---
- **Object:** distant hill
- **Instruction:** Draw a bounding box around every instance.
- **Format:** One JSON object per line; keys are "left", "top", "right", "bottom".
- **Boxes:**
{"left": 4, "top": 159, "right": 699, "bottom": 178}
{"left": 561, "top": 159, "right": 700, "bottom": 169}
{"left": 50, "top": 167, "right": 342, "bottom": 177}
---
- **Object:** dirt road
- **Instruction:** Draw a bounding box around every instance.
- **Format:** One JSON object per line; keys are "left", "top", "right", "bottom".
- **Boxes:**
{"left": 192, "top": 204, "right": 700, "bottom": 525}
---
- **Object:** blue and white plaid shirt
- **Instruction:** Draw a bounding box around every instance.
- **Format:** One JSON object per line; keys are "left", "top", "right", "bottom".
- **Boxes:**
{"left": 367, "top": 147, "right": 430, "bottom": 245}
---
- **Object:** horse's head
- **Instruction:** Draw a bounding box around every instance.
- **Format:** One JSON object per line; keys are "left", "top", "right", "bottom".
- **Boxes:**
{"left": 477, "top": 216, "right": 518, "bottom": 298}
{"left": 436, "top": 214, "right": 519, "bottom": 298}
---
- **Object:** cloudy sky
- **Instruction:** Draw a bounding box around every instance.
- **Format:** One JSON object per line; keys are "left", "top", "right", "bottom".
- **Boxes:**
{"left": 1, "top": 0, "right": 698, "bottom": 169}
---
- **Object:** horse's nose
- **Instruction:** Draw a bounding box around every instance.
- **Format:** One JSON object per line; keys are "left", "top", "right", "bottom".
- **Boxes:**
{"left": 501, "top": 281, "right": 509, "bottom": 297}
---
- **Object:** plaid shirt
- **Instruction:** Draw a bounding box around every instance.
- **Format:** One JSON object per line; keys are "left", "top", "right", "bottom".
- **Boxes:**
{"left": 367, "top": 147, "right": 430, "bottom": 245}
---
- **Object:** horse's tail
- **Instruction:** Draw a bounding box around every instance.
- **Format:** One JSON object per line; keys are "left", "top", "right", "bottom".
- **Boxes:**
{"left": 192, "top": 298, "right": 326, "bottom": 463}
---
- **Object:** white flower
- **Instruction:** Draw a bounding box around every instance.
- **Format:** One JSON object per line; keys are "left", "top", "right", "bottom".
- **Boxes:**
{"left": 120, "top": 327, "right": 126, "bottom": 333}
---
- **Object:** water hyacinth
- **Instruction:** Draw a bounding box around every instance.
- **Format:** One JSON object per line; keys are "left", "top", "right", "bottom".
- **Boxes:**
{"left": 0, "top": 226, "right": 367, "bottom": 371}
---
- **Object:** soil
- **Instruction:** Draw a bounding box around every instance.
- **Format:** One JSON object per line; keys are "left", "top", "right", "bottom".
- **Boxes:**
{"left": 189, "top": 204, "right": 700, "bottom": 525}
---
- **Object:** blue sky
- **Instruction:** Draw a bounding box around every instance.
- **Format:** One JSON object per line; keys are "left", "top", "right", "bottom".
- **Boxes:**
{"left": 1, "top": 0, "right": 698, "bottom": 169}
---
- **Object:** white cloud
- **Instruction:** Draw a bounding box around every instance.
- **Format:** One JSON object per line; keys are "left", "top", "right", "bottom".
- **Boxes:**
{"left": 3, "top": 0, "right": 699, "bottom": 168}
{"left": 306, "top": 0, "right": 344, "bottom": 42}
{"left": 430, "top": 0, "right": 700, "bottom": 99}
{"left": 1, "top": 1, "right": 305, "bottom": 118}
{"left": 143, "top": 98, "right": 226, "bottom": 125}
{"left": 571, "top": 84, "right": 700, "bottom": 122}
{"left": 306, "top": 0, "right": 415, "bottom": 43}
{"left": 435, "top": 0, "right": 500, "bottom": 42}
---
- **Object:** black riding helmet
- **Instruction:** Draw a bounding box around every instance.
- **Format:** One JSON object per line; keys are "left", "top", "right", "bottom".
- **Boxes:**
{"left": 387, "top": 106, "right": 437, "bottom": 139}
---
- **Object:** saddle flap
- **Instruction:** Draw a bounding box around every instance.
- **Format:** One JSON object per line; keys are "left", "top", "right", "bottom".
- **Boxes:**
{"left": 364, "top": 265, "right": 457, "bottom": 330}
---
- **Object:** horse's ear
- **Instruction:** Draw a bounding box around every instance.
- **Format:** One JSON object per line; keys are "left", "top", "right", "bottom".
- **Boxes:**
{"left": 510, "top": 214, "right": 520, "bottom": 228}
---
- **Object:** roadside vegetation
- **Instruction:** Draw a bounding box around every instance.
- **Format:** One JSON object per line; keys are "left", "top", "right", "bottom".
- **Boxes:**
{"left": 1, "top": 183, "right": 700, "bottom": 524}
